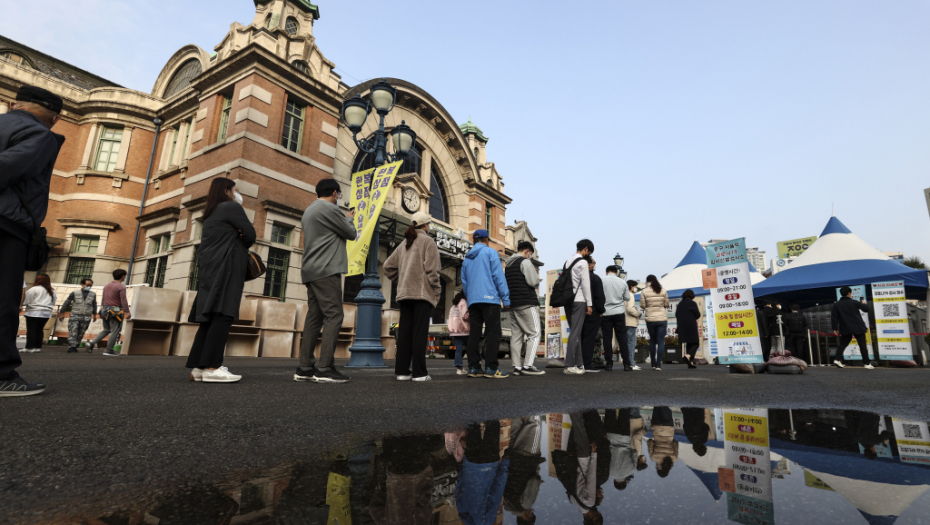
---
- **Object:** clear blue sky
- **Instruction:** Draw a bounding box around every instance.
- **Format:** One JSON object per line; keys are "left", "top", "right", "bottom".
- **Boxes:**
{"left": 4, "top": 0, "right": 929, "bottom": 278}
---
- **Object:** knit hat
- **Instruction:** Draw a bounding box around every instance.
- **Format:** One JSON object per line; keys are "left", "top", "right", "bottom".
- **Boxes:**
{"left": 411, "top": 211, "right": 432, "bottom": 227}
{"left": 16, "top": 85, "right": 63, "bottom": 113}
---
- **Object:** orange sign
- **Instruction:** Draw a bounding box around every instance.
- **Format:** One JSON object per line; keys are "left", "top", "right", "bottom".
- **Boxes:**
{"left": 702, "top": 268, "right": 718, "bottom": 289}
{"left": 718, "top": 467, "right": 735, "bottom": 492}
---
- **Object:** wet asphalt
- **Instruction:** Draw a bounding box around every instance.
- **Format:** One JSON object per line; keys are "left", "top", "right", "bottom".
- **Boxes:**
{"left": 1, "top": 347, "right": 928, "bottom": 524}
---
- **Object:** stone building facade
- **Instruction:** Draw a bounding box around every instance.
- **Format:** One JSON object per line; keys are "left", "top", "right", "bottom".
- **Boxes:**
{"left": 0, "top": 0, "right": 541, "bottom": 319}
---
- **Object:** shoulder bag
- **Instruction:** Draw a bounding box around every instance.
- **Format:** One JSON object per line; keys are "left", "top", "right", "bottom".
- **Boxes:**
{"left": 245, "top": 251, "right": 266, "bottom": 281}
{"left": 10, "top": 186, "right": 50, "bottom": 271}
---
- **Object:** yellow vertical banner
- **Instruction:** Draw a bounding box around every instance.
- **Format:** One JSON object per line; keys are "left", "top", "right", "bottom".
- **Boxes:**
{"left": 346, "top": 160, "right": 403, "bottom": 276}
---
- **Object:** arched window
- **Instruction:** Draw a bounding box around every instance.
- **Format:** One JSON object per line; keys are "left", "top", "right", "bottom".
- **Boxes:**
{"left": 473, "top": 147, "right": 479, "bottom": 160}
{"left": 0, "top": 50, "right": 33, "bottom": 69}
{"left": 163, "top": 59, "right": 202, "bottom": 98}
{"left": 292, "top": 60, "right": 311, "bottom": 76}
{"left": 429, "top": 164, "right": 449, "bottom": 223}
{"left": 284, "top": 17, "right": 300, "bottom": 37}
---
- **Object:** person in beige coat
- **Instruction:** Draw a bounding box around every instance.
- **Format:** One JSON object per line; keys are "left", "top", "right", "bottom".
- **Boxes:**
{"left": 647, "top": 406, "right": 678, "bottom": 478}
{"left": 384, "top": 211, "right": 441, "bottom": 382}
{"left": 640, "top": 275, "right": 670, "bottom": 370}
{"left": 625, "top": 279, "right": 643, "bottom": 371}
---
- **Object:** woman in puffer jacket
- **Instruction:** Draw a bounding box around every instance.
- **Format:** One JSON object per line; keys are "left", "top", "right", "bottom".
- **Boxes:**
{"left": 640, "top": 275, "right": 669, "bottom": 370}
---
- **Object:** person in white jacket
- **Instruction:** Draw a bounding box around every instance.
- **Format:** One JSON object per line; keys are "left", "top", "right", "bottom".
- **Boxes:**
{"left": 21, "top": 274, "right": 56, "bottom": 353}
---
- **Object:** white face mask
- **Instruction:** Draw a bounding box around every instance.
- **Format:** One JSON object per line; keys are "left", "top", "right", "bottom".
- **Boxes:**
{"left": 233, "top": 191, "right": 243, "bottom": 205}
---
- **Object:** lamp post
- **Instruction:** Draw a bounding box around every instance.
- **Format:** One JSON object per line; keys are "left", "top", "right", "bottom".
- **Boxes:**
{"left": 341, "top": 79, "right": 417, "bottom": 368}
{"left": 613, "top": 253, "right": 627, "bottom": 281}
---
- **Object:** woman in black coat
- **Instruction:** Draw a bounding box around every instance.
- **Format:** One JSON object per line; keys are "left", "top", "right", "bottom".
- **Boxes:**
{"left": 186, "top": 178, "right": 256, "bottom": 383}
{"left": 675, "top": 289, "right": 702, "bottom": 369}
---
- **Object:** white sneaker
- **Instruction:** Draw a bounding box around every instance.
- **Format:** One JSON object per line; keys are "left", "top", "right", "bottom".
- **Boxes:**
{"left": 833, "top": 361, "right": 845, "bottom": 368}
{"left": 564, "top": 366, "right": 585, "bottom": 375}
{"left": 412, "top": 375, "right": 432, "bottom": 382}
{"left": 190, "top": 368, "right": 204, "bottom": 382}
{"left": 863, "top": 364, "right": 875, "bottom": 370}
{"left": 202, "top": 366, "right": 242, "bottom": 383}
{"left": 397, "top": 375, "right": 412, "bottom": 381}
{"left": 456, "top": 368, "right": 468, "bottom": 376}
{"left": 19, "top": 348, "right": 28, "bottom": 353}
{"left": 30, "top": 348, "right": 41, "bottom": 353}
{"left": 631, "top": 365, "right": 642, "bottom": 371}
{"left": 584, "top": 368, "right": 601, "bottom": 373}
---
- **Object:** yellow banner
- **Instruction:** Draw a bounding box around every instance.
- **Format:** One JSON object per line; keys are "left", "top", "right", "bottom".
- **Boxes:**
{"left": 873, "top": 296, "right": 903, "bottom": 303}
{"left": 346, "top": 160, "right": 403, "bottom": 276}
{"left": 724, "top": 411, "right": 769, "bottom": 446}
{"left": 877, "top": 318, "right": 908, "bottom": 324}
{"left": 715, "top": 310, "right": 759, "bottom": 339}
{"left": 879, "top": 337, "right": 910, "bottom": 343}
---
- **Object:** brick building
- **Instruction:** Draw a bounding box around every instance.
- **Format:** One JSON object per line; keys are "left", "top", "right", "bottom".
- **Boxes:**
{"left": 0, "top": 0, "right": 540, "bottom": 320}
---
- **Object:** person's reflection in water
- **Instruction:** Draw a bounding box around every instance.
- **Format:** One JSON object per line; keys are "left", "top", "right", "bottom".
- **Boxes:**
{"left": 605, "top": 408, "right": 638, "bottom": 490}
{"left": 648, "top": 406, "right": 679, "bottom": 478}
{"left": 682, "top": 407, "right": 710, "bottom": 457}
{"left": 145, "top": 486, "right": 239, "bottom": 525}
{"left": 630, "top": 407, "right": 649, "bottom": 473}
{"left": 503, "top": 416, "right": 546, "bottom": 525}
{"left": 553, "top": 412, "right": 604, "bottom": 525}
{"left": 456, "top": 420, "right": 510, "bottom": 525}
{"left": 369, "top": 436, "right": 434, "bottom": 525}
{"left": 845, "top": 410, "right": 894, "bottom": 460}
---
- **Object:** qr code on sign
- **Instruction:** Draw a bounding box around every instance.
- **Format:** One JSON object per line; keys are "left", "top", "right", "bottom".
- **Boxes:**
{"left": 902, "top": 423, "right": 923, "bottom": 439}
{"left": 882, "top": 303, "right": 900, "bottom": 317}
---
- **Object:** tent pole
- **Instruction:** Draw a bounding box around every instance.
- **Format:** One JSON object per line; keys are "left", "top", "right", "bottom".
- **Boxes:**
{"left": 815, "top": 331, "right": 822, "bottom": 366}
{"left": 807, "top": 329, "right": 813, "bottom": 366}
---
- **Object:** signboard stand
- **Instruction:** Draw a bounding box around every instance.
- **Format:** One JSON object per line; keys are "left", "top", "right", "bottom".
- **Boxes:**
{"left": 704, "top": 239, "right": 764, "bottom": 365}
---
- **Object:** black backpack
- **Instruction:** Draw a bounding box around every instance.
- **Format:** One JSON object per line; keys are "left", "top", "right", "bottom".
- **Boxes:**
{"left": 549, "top": 257, "right": 584, "bottom": 308}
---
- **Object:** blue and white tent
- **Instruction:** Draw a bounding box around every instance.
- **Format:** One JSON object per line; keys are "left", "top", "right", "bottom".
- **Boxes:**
{"left": 753, "top": 217, "right": 929, "bottom": 304}
{"left": 660, "top": 241, "right": 765, "bottom": 299}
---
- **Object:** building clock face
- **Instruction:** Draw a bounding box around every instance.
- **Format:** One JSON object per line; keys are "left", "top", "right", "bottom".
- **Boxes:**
{"left": 402, "top": 187, "right": 420, "bottom": 213}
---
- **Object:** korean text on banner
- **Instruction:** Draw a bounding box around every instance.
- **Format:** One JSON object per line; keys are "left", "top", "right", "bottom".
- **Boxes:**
{"left": 833, "top": 285, "right": 872, "bottom": 361}
{"left": 776, "top": 236, "right": 817, "bottom": 259}
{"left": 705, "top": 238, "right": 764, "bottom": 364}
{"left": 871, "top": 281, "right": 911, "bottom": 360}
{"left": 892, "top": 419, "right": 930, "bottom": 466}
{"left": 720, "top": 408, "right": 774, "bottom": 525}
{"left": 346, "top": 160, "right": 403, "bottom": 276}
{"left": 545, "top": 269, "right": 569, "bottom": 359}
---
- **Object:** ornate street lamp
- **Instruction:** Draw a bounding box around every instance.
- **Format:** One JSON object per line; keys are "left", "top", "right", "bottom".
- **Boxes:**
{"left": 613, "top": 253, "right": 628, "bottom": 280}
{"left": 341, "top": 79, "right": 417, "bottom": 368}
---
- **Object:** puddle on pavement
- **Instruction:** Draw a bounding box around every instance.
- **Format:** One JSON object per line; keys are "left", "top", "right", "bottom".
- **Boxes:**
{"left": 74, "top": 408, "right": 930, "bottom": 525}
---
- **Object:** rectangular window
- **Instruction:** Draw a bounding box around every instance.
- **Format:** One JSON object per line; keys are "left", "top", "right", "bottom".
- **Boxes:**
{"left": 94, "top": 126, "right": 124, "bottom": 172}
{"left": 217, "top": 96, "right": 232, "bottom": 141}
{"left": 263, "top": 247, "right": 290, "bottom": 301}
{"left": 145, "top": 256, "right": 169, "bottom": 288}
{"left": 181, "top": 118, "right": 193, "bottom": 161}
{"left": 65, "top": 258, "right": 96, "bottom": 285}
{"left": 188, "top": 246, "right": 200, "bottom": 291}
{"left": 485, "top": 204, "right": 493, "bottom": 232}
{"left": 150, "top": 234, "right": 170, "bottom": 254}
{"left": 72, "top": 236, "right": 100, "bottom": 254}
{"left": 271, "top": 224, "right": 292, "bottom": 245}
{"left": 281, "top": 98, "right": 305, "bottom": 153}
{"left": 168, "top": 126, "right": 180, "bottom": 165}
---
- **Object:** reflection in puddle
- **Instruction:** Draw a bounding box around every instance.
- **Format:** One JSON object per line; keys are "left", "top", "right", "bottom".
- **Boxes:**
{"left": 83, "top": 409, "right": 930, "bottom": 525}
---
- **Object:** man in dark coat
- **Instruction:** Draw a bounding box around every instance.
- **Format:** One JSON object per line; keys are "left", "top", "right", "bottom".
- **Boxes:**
{"left": 831, "top": 285, "right": 874, "bottom": 369}
{"left": 0, "top": 86, "right": 65, "bottom": 397}
{"left": 759, "top": 301, "right": 780, "bottom": 360}
{"left": 784, "top": 304, "right": 810, "bottom": 363}
{"left": 582, "top": 257, "right": 606, "bottom": 371}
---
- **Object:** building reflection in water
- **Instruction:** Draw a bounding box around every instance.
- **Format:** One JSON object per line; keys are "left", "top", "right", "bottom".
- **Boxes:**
{"left": 83, "top": 409, "right": 930, "bottom": 525}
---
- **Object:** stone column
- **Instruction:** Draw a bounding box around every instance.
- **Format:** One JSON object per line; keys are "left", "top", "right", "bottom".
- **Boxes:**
{"left": 158, "top": 128, "right": 176, "bottom": 171}
{"left": 172, "top": 121, "right": 189, "bottom": 166}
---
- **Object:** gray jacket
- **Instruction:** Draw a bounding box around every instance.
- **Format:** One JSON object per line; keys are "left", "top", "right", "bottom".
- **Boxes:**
{"left": 603, "top": 274, "right": 631, "bottom": 316}
{"left": 300, "top": 199, "right": 357, "bottom": 283}
{"left": 62, "top": 289, "right": 97, "bottom": 317}
{"left": 0, "top": 110, "right": 65, "bottom": 242}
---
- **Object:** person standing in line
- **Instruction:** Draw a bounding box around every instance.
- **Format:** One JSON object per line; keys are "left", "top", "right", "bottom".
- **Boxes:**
{"left": 647, "top": 406, "right": 679, "bottom": 478}
{"left": 759, "top": 300, "right": 780, "bottom": 361}
{"left": 831, "top": 285, "right": 874, "bottom": 369}
{"left": 186, "top": 179, "right": 255, "bottom": 382}
{"left": 601, "top": 266, "right": 631, "bottom": 372}
{"left": 58, "top": 278, "right": 97, "bottom": 353}
{"left": 562, "top": 239, "right": 594, "bottom": 376}
{"left": 553, "top": 411, "right": 603, "bottom": 524}
{"left": 448, "top": 291, "right": 470, "bottom": 375}
{"left": 784, "top": 304, "right": 810, "bottom": 363}
{"left": 625, "top": 280, "right": 643, "bottom": 371}
{"left": 456, "top": 419, "right": 511, "bottom": 525}
{"left": 22, "top": 274, "right": 56, "bottom": 354}
{"left": 640, "top": 275, "right": 669, "bottom": 371}
{"left": 90, "top": 269, "right": 131, "bottom": 357}
{"left": 630, "top": 407, "right": 649, "bottom": 472}
{"left": 582, "top": 257, "right": 606, "bottom": 373}
{"left": 295, "top": 179, "right": 356, "bottom": 384}
{"left": 504, "top": 241, "right": 545, "bottom": 376}
{"left": 503, "top": 415, "right": 546, "bottom": 525}
{"left": 682, "top": 407, "right": 710, "bottom": 457}
{"left": 605, "top": 408, "right": 638, "bottom": 491}
{"left": 461, "top": 229, "right": 511, "bottom": 379}
{"left": 0, "top": 86, "right": 65, "bottom": 396}
{"left": 384, "top": 211, "right": 441, "bottom": 382}
{"left": 675, "top": 289, "right": 702, "bottom": 369}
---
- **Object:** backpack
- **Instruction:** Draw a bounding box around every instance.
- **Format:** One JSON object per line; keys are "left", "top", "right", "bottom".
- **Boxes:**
{"left": 549, "top": 257, "right": 584, "bottom": 309}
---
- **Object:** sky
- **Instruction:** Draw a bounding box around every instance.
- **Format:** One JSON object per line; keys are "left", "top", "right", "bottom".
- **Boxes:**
{"left": 3, "top": 0, "right": 929, "bottom": 280}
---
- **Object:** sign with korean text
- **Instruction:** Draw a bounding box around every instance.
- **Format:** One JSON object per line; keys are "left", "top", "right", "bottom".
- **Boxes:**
{"left": 545, "top": 269, "right": 569, "bottom": 359}
{"left": 776, "top": 236, "right": 817, "bottom": 259}
{"left": 722, "top": 408, "right": 774, "bottom": 525}
{"left": 871, "top": 281, "right": 911, "bottom": 360}
{"left": 833, "top": 285, "right": 872, "bottom": 361}
{"left": 705, "top": 297, "right": 718, "bottom": 358}
{"left": 892, "top": 419, "right": 930, "bottom": 466}
{"left": 706, "top": 238, "right": 764, "bottom": 364}
{"left": 346, "top": 160, "right": 403, "bottom": 276}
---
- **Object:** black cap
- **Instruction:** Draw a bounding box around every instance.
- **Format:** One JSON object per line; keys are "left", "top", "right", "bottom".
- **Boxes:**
{"left": 16, "top": 85, "right": 63, "bottom": 114}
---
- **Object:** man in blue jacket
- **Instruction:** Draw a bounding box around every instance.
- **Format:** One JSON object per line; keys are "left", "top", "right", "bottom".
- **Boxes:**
{"left": 461, "top": 229, "right": 511, "bottom": 378}
{"left": 0, "top": 86, "right": 65, "bottom": 397}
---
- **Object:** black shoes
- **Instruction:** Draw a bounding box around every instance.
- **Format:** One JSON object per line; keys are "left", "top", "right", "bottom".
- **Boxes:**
{"left": 0, "top": 377, "right": 46, "bottom": 397}
{"left": 67, "top": 347, "right": 78, "bottom": 353}
{"left": 606, "top": 362, "right": 614, "bottom": 372}
{"left": 293, "top": 367, "right": 318, "bottom": 382}
{"left": 315, "top": 367, "right": 350, "bottom": 383}
{"left": 623, "top": 366, "right": 633, "bottom": 372}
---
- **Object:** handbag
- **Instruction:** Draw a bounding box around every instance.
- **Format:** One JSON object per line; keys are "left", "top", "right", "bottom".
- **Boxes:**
{"left": 10, "top": 186, "right": 50, "bottom": 271}
{"left": 245, "top": 251, "right": 266, "bottom": 281}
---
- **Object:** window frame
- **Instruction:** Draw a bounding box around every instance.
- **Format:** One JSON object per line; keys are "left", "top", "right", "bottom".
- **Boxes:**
{"left": 65, "top": 258, "right": 96, "bottom": 285}
{"left": 217, "top": 96, "right": 232, "bottom": 142}
{"left": 0, "top": 50, "right": 34, "bottom": 69}
{"left": 284, "top": 17, "right": 299, "bottom": 37}
{"left": 271, "top": 224, "right": 292, "bottom": 246}
{"left": 281, "top": 97, "right": 306, "bottom": 153}
{"left": 188, "top": 245, "right": 200, "bottom": 291}
{"left": 145, "top": 256, "right": 169, "bottom": 288}
{"left": 263, "top": 247, "right": 290, "bottom": 301}
{"left": 71, "top": 235, "right": 100, "bottom": 255}
{"left": 485, "top": 204, "right": 493, "bottom": 232}
{"left": 94, "top": 126, "right": 124, "bottom": 172}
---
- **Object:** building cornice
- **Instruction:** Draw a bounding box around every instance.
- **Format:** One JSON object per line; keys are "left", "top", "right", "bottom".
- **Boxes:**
{"left": 57, "top": 218, "right": 120, "bottom": 230}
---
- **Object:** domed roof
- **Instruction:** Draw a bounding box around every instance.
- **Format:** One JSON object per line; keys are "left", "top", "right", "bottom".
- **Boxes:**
{"left": 458, "top": 117, "right": 488, "bottom": 141}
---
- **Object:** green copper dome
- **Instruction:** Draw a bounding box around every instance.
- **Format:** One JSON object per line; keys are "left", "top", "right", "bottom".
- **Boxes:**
{"left": 458, "top": 117, "right": 488, "bottom": 142}
{"left": 254, "top": 0, "right": 320, "bottom": 19}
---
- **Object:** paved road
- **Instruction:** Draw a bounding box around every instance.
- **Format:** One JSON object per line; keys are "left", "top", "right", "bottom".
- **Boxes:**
{"left": 1, "top": 347, "right": 928, "bottom": 524}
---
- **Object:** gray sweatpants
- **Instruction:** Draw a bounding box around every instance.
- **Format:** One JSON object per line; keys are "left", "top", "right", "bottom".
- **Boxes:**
{"left": 565, "top": 302, "right": 587, "bottom": 368}
{"left": 299, "top": 274, "right": 344, "bottom": 371}
{"left": 91, "top": 307, "right": 122, "bottom": 353}
{"left": 510, "top": 306, "right": 541, "bottom": 369}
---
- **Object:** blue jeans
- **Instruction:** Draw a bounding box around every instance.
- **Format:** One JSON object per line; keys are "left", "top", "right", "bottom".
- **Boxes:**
{"left": 646, "top": 321, "right": 667, "bottom": 366}
{"left": 453, "top": 336, "right": 467, "bottom": 367}
{"left": 626, "top": 326, "right": 637, "bottom": 364}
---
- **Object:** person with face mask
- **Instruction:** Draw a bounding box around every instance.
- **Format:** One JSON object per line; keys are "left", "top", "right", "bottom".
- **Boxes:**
{"left": 59, "top": 279, "right": 98, "bottom": 353}
{"left": 186, "top": 178, "right": 256, "bottom": 383}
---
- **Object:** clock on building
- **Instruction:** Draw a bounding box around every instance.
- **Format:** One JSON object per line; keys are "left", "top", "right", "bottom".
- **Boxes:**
{"left": 402, "top": 187, "right": 420, "bottom": 213}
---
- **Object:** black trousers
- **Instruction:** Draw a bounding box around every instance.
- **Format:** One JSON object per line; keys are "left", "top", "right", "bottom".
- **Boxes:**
{"left": 25, "top": 316, "right": 47, "bottom": 349}
{"left": 601, "top": 314, "right": 629, "bottom": 367}
{"left": 186, "top": 313, "right": 234, "bottom": 369}
{"left": 835, "top": 333, "right": 870, "bottom": 365}
{"left": 684, "top": 342, "right": 700, "bottom": 364}
{"left": 465, "top": 420, "right": 501, "bottom": 464}
{"left": 582, "top": 315, "right": 601, "bottom": 368}
{"left": 395, "top": 299, "right": 431, "bottom": 378}
{"left": 466, "top": 303, "right": 501, "bottom": 371}
{"left": 0, "top": 231, "right": 27, "bottom": 380}
{"left": 787, "top": 334, "right": 808, "bottom": 363}
{"left": 604, "top": 408, "right": 632, "bottom": 435}
{"left": 761, "top": 335, "right": 772, "bottom": 362}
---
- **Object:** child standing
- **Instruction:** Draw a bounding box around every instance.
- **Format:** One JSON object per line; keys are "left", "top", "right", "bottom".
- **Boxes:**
{"left": 448, "top": 292, "right": 469, "bottom": 375}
